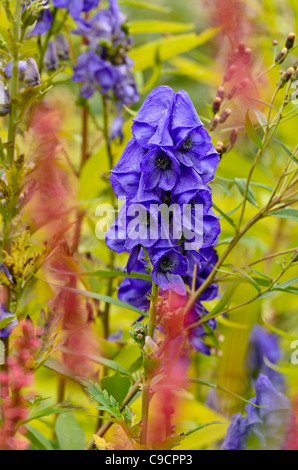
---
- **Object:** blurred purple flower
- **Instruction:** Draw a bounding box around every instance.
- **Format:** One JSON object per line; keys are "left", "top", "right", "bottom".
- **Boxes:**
{"left": 73, "top": 50, "right": 116, "bottom": 98}
{"left": 53, "top": 0, "right": 100, "bottom": 19}
{"left": 0, "top": 304, "right": 18, "bottom": 339}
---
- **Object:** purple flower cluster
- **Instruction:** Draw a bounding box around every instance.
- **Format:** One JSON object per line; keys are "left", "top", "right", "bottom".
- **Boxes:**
{"left": 72, "top": 0, "right": 139, "bottom": 137}
{"left": 106, "top": 85, "right": 221, "bottom": 354}
{"left": 222, "top": 374, "right": 291, "bottom": 450}
{"left": 28, "top": 0, "right": 101, "bottom": 33}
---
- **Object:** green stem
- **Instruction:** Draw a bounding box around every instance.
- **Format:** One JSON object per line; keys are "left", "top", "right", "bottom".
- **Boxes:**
{"left": 101, "top": 94, "right": 115, "bottom": 340}
{"left": 7, "top": 0, "right": 22, "bottom": 164}
{"left": 140, "top": 281, "right": 159, "bottom": 447}
{"left": 38, "top": 7, "right": 58, "bottom": 74}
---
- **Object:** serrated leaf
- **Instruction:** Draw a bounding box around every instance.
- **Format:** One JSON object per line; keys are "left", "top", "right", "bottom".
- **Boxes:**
{"left": 101, "top": 371, "right": 131, "bottom": 405}
{"left": 245, "top": 111, "right": 263, "bottom": 149}
{"left": 82, "top": 380, "right": 122, "bottom": 419}
{"left": 55, "top": 413, "right": 85, "bottom": 450}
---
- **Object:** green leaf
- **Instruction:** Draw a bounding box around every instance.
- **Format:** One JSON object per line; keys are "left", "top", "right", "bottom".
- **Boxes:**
{"left": 130, "top": 29, "right": 220, "bottom": 71}
{"left": 59, "top": 347, "right": 132, "bottom": 377}
{"left": 101, "top": 371, "right": 131, "bottom": 405}
{"left": 36, "top": 276, "right": 146, "bottom": 317}
{"left": 245, "top": 111, "right": 263, "bottom": 149}
{"left": 189, "top": 378, "right": 265, "bottom": 408}
{"left": 235, "top": 178, "right": 259, "bottom": 207}
{"left": 55, "top": 413, "right": 85, "bottom": 450}
{"left": 81, "top": 270, "right": 151, "bottom": 281}
{"left": 25, "top": 425, "right": 54, "bottom": 451}
{"left": 269, "top": 208, "right": 298, "bottom": 222}
{"left": 82, "top": 380, "right": 122, "bottom": 419}
{"left": 119, "top": 0, "right": 171, "bottom": 13}
{"left": 184, "top": 421, "right": 226, "bottom": 437}
{"left": 204, "top": 285, "right": 238, "bottom": 320}
{"left": 213, "top": 203, "right": 237, "bottom": 229}
{"left": 130, "top": 20, "right": 194, "bottom": 34}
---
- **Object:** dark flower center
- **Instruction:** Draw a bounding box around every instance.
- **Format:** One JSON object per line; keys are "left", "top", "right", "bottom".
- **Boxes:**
{"left": 155, "top": 154, "right": 171, "bottom": 170}
{"left": 180, "top": 137, "right": 193, "bottom": 151}
{"left": 158, "top": 256, "right": 174, "bottom": 273}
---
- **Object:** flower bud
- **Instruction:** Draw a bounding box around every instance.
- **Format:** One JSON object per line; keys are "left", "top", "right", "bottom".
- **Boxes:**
{"left": 219, "top": 108, "right": 232, "bottom": 123}
{"left": 216, "top": 141, "right": 226, "bottom": 157}
{"left": 54, "top": 34, "right": 70, "bottom": 61}
{"left": 229, "top": 128, "right": 238, "bottom": 146}
{"left": 275, "top": 47, "right": 288, "bottom": 63}
{"left": 238, "top": 43, "right": 246, "bottom": 55}
{"left": 0, "top": 82, "right": 10, "bottom": 117}
{"left": 285, "top": 32, "right": 296, "bottom": 50}
{"left": 24, "top": 58, "right": 40, "bottom": 87}
{"left": 272, "top": 39, "right": 278, "bottom": 46}
{"left": 228, "top": 85, "right": 239, "bottom": 99}
{"left": 216, "top": 86, "right": 225, "bottom": 100}
{"left": 212, "top": 96, "right": 222, "bottom": 114}
{"left": 44, "top": 41, "right": 59, "bottom": 72}
{"left": 143, "top": 336, "right": 158, "bottom": 358}
{"left": 278, "top": 67, "right": 295, "bottom": 88}
{"left": 244, "top": 48, "right": 252, "bottom": 65}
{"left": 211, "top": 115, "right": 220, "bottom": 131}
{"left": 223, "top": 64, "right": 236, "bottom": 83}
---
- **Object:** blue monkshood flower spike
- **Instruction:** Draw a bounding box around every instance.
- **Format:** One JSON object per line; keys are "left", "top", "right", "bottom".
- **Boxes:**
{"left": 44, "top": 41, "right": 59, "bottom": 71}
{"left": 0, "top": 304, "right": 18, "bottom": 339}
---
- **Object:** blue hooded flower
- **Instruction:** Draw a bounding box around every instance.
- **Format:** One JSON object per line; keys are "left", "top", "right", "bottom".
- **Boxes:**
{"left": 5, "top": 61, "right": 27, "bottom": 79}
{"left": 53, "top": 0, "right": 100, "bottom": 19}
{"left": 73, "top": 0, "right": 126, "bottom": 47}
{"left": 30, "top": 7, "right": 53, "bottom": 36}
{"left": 113, "top": 62, "right": 139, "bottom": 109}
{"left": 5, "top": 59, "right": 40, "bottom": 87}
{"left": 118, "top": 260, "right": 151, "bottom": 311}
{"left": 54, "top": 34, "right": 70, "bottom": 60}
{"left": 132, "top": 86, "right": 176, "bottom": 149}
{"left": 0, "top": 304, "right": 18, "bottom": 339}
{"left": 140, "top": 148, "right": 180, "bottom": 192}
{"left": 247, "top": 325, "right": 285, "bottom": 391}
{"left": 44, "top": 41, "right": 59, "bottom": 71}
{"left": 0, "top": 83, "right": 10, "bottom": 117}
{"left": 73, "top": 50, "right": 116, "bottom": 98}
{"left": 222, "top": 374, "right": 291, "bottom": 450}
{"left": 151, "top": 249, "right": 188, "bottom": 295}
